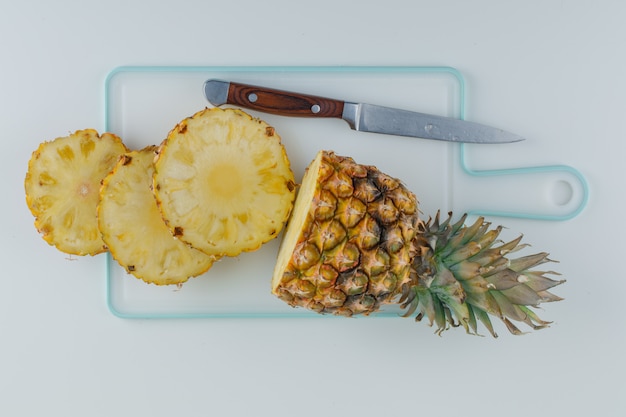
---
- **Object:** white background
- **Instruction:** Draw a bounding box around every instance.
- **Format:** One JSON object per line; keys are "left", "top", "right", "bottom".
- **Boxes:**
{"left": 2, "top": 1, "right": 624, "bottom": 416}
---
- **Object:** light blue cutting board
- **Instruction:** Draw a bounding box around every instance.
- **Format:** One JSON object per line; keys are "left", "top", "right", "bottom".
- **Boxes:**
{"left": 103, "top": 66, "right": 588, "bottom": 318}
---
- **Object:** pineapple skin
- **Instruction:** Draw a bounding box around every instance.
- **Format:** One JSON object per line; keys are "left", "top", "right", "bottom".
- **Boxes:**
{"left": 153, "top": 107, "right": 296, "bottom": 258}
{"left": 98, "top": 146, "right": 216, "bottom": 285}
{"left": 24, "top": 129, "right": 128, "bottom": 256}
{"left": 272, "top": 150, "right": 565, "bottom": 336}
{"left": 272, "top": 150, "right": 420, "bottom": 316}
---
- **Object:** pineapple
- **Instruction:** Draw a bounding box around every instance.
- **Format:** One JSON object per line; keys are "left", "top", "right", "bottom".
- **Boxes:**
{"left": 153, "top": 107, "right": 296, "bottom": 257}
{"left": 24, "top": 129, "right": 128, "bottom": 255}
{"left": 272, "top": 150, "right": 564, "bottom": 336}
{"left": 98, "top": 146, "right": 216, "bottom": 285}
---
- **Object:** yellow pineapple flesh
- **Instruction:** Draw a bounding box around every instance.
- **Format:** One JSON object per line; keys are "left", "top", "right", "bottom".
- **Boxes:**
{"left": 153, "top": 107, "right": 296, "bottom": 257}
{"left": 98, "top": 146, "right": 217, "bottom": 285}
{"left": 24, "top": 129, "right": 128, "bottom": 255}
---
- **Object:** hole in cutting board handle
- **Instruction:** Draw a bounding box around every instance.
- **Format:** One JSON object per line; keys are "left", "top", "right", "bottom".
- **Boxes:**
{"left": 551, "top": 180, "right": 574, "bottom": 206}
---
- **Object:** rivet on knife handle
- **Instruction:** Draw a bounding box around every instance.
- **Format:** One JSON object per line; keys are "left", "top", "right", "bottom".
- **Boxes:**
{"left": 206, "top": 79, "right": 344, "bottom": 118}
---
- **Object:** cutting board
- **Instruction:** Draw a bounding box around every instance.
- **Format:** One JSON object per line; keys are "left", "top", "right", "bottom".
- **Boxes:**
{"left": 104, "top": 66, "right": 588, "bottom": 318}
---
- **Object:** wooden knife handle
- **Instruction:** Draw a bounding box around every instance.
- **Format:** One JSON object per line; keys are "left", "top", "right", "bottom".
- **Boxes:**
{"left": 226, "top": 82, "right": 345, "bottom": 118}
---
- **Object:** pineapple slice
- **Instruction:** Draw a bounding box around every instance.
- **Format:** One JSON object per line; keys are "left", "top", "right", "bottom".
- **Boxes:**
{"left": 24, "top": 129, "right": 128, "bottom": 255}
{"left": 153, "top": 107, "right": 296, "bottom": 257}
{"left": 98, "top": 146, "right": 216, "bottom": 285}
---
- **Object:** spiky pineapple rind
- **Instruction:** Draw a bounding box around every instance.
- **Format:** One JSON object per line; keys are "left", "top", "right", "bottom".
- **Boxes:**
{"left": 272, "top": 150, "right": 420, "bottom": 317}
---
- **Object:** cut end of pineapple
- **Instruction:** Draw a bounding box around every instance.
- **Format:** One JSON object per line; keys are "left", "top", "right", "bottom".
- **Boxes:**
{"left": 272, "top": 150, "right": 323, "bottom": 293}
{"left": 153, "top": 107, "right": 296, "bottom": 257}
{"left": 24, "top": 129, "right": 128, "bottom": 256}
{"left": 98, "top": 146, "right": 217, "bottom": 285}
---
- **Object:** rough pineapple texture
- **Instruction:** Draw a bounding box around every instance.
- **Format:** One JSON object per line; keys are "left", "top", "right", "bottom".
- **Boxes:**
{"left": 273, "top": 150, "right": 565, "bottom": 336}
{"left": 98, "top": 146, "right": 216, "bottom": 285}
{"left": 153, "top": 107, "right": 296, "bottom": 258}
{"left": 272, "top": 150, "right": 420, "bottom": 316}
{"left": 24, "top": 129, "right": 128, "bottom": 255}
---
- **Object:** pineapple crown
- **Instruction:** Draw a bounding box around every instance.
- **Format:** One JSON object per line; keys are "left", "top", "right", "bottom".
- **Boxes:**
{"left": 400, "top": 212, "right": 565, "bottom": 337}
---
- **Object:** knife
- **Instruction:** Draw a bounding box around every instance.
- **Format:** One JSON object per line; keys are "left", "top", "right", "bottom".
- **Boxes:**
{"left": 203, "top": 80, "right": 524, "bottom": 144}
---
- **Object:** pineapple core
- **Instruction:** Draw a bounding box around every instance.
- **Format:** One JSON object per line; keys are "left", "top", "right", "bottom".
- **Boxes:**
{"left": 207, "top": 163, "right": 243, "bottom": 198}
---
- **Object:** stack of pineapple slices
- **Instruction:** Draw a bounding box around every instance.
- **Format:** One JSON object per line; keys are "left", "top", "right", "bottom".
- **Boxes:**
{"left": 25, "top": 107, "right": 564, "bottom": 336}
{"left": 25, "top": 108, "right": 296, "bottom": 285}
{"left": 97, "top": 146, "right": 216, "bottom": 285}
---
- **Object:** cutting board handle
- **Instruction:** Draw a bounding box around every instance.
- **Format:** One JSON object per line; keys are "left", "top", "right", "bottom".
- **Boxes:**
{"left": 453, "top": 145, "right": 589, "bottom": 221}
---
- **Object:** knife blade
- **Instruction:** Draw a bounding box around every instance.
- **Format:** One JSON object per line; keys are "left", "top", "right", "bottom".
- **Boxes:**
{"left": 203, "top": 79, "right": 524, "bottom": 144}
